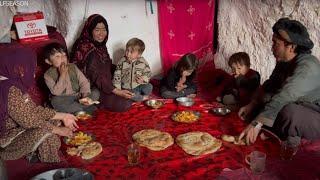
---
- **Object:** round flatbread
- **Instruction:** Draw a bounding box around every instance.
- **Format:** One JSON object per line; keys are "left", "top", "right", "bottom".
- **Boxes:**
{"left": 80, "top": 142, "right": 103, "bottom": 160}
{"left": 176, "top": 132, "right": 222, "bottom": 156}
{"left": 66, "top": 141, "right": 103, "bottom": 160}
{"left": 132, "top": 129, "right": 174, "bottom": 151}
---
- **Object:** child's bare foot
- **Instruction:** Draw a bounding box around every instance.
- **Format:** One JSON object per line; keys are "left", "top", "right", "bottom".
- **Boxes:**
{"left": 187, "top": 94, "right": 196, "bottom": 98}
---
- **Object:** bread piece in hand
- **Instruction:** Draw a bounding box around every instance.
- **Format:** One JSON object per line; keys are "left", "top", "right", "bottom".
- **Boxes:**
{"left": 221, "top": 134, "right": 235, "bottom": 143}
{"left": 233, "top": 136, "right": 246, "bottom": 146}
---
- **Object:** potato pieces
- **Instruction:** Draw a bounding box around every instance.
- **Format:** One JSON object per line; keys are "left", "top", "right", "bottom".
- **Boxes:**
{"left": 172, "top": 111, "right": 200, "bottom": 123}
{"left": 66, "top": 131, "right": 93, "bottom": 146}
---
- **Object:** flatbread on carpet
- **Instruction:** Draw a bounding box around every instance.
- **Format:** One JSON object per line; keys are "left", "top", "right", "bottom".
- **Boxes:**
{"left": 66, "top": 141, "right": 102, "bottom": 160}
{"left": 81, "top": 141, "right": 103, "bottom": 159}
{"left": 176, "top": 132, "right": 222, "bottom": 156}
{"left": 132, "top": 129, "right": 174, "bottom": 151}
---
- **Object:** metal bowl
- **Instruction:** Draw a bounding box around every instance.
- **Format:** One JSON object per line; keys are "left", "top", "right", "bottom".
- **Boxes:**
{"left": 31, "top": 168, "right": 93, "bottom": 180}
{"left": 176, "top": 97, "right": 194, "bottom": 107}
{"left": 211, "top": 107, "right": 231, "bottom": 116}
{"left": 145, "top": 99, "right": 164, "bottom": 109}
{"left": 75, "top": 111, "right": 92, "bottom": 120}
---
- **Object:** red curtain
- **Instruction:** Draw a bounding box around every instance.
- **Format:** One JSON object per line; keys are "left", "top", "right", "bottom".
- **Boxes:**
{"left": 158, "top": 0, "right": 216, "bottom": 73}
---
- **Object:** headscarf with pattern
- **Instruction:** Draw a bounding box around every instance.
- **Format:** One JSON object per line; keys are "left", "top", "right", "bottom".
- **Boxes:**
{"left": 0, "top": 43, "right": 36, "bottom": 135}
{"left": 71, "top": 14, "right": 111, "bottom": 73}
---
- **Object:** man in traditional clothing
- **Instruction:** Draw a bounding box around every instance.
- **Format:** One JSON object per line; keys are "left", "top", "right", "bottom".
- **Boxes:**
{"left": 238, "top": 18, "right": 320, "bottom": 145}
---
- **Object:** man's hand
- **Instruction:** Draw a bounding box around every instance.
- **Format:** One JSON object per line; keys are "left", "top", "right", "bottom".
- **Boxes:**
{"left": 238, "top": 124, "right": 261, "bottom": 145}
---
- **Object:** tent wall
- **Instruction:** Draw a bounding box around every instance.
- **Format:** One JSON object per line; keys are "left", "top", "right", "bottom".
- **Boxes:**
{"left": 1, "top": 0, "right": 319, "bottom": 79}
{"left": 0, "top": 0, "right": 161, "bottom": 76}
{"left": 66, "top": 0, "right": 161, "bottom": 76}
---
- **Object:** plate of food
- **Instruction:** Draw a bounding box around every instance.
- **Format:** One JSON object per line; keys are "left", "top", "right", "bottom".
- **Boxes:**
{"left": 75, "top": 111, "right": 92, "bottom": 121}
{"left": 145, "top": 99, "right": 164, "bottom": 109}
{"left": 79, "top": 97, "right": 100, "bottom": 105}
{"left": 31, "top": 168, "right": 93, "bottom": 180}
{"left": 210, "top": 107, "right": 231, "bottom": 116}
{"left": 176, "top": 97, "right": 194, "bottom": 107}
{"left": 64, "top": 131, "right": 94, "bottom": 146}
{"left": 171, "top": 110, "right": 200, "bottom": 123}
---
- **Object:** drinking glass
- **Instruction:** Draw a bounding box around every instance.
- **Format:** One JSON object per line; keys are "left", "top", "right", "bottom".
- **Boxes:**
{"left": 127, "top": 143, "right": 140, "bottom": 165}
{"left": 280, "top": 140, "right": 299, "bottom": 160}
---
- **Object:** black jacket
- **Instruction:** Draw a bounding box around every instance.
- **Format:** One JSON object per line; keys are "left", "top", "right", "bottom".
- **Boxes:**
{"left": 160, "top": 68, "right": 197, "bottom": 91}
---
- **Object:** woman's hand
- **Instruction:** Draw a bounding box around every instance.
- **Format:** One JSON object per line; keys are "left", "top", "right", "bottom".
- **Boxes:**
{"left": 52, "top": 126, "right": 73, "bottom": 138}
{"left": 61, "top": 113, "right": 79, "bottom": 131}
{"left": 54, "top": 112, "right": 79, "bottom": 131}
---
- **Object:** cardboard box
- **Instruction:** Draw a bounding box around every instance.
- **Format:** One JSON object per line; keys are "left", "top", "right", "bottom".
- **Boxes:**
{"left": 13, "top": 11, "right": 49, "bottom": 43}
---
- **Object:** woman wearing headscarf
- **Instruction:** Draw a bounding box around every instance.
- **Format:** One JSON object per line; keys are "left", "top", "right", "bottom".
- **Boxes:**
{"left": 0, "top": 44, "right": 78, "bottom": 163}
{"left": 71, "top": 14, "right": 132, "bottom": 112}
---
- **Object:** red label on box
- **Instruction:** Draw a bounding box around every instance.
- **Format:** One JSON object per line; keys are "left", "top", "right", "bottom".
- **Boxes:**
{"left": 13, "top": 11, "right": 49, "bottom": 44}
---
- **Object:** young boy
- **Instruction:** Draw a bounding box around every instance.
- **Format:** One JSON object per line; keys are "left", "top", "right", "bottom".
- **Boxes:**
{"left": 43, "top": 43, "right": 100, "bottom": 113}
{"left": 217, "top": 52, "right": 260, "bottom": 106}
{"left": 113, "top": 38, "right": 153, "bottom": 101}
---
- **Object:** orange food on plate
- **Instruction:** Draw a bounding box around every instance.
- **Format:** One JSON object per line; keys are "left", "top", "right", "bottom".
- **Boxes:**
{"left": 76, "top": 113, "right": 91, "bottom": 121}
{"left": 66, "top": 131, "right": 93, "bottom": 146}
{"left": 172, "top": 111, "right": 199, "bottom": 123}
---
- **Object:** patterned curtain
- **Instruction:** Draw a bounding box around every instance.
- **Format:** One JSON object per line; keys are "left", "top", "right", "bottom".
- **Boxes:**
{"left": 158, "top": 0, "right": 216, "bottom": 73}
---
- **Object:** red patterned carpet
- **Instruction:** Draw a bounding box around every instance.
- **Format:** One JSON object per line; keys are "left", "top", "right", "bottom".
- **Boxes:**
{"left": 8, "top": 68, "right": 320, "bottom": 179}
{"left": 6, "top": 98, "right": 281, "bottom": 180}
